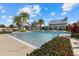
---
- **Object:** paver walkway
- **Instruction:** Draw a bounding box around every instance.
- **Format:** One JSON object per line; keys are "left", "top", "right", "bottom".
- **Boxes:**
{"left": 69, "top": 37, "right": 79, "bottom": 56}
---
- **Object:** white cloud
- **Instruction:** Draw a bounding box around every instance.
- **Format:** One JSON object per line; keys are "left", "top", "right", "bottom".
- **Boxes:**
{"left": 45, "top": 8, "right": 48, "bottom": 11}
{"left": 62, "top": 3, "right": 78, "bottom": 12}
{"left": 1, "top": 15, "right": 6, "bottom": 19}
{"left": 1, "top": 9, "right": 6, "bottom": 13}
{"left": 51, "top": 12, "right": 55, "bottom": 16}
{"left": 8, "top": 16, "right": 13, "bottom": 19}
{"left": 61, "top": 3, "right": 78, "bottom": 16}
{"left": 17, "top": 5, "right": 41, "bottom": 17}
{"left": 7, "top": 16, "right": 13, "bottom": 22}
{"left": 33, "top": 5, "right": 41, "bottom": 14}
{"left": 26, "top": 5, "right": 33, "bottom": 8}
{"left": 7, "top": 19, "right": 13, "bottom": 22}
{"left": 28, "top": 19, "right": 34, "bottom": 23}
{"left": 0, "top": 5, "right": 6, "bottom": 14}
{"left": 61, "top": 12, "right": 67, "bottom": 15}
{"left": 30, "top": 14, "right": 37, "bottom": 17}
{"left": 18, "top": 7, "right": 32, "bottom": 14}
{"left": 69, "top": 21, "right": 77, "bottom": 24}
{"left": 56, "top": 17, "right": 64, "bottom": 19}
{"left": 48, "top": 18, "right": 52, "bottom": 21}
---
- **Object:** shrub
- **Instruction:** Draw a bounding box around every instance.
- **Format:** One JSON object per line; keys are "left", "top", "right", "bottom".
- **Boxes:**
{"left": 0, "top": 31, "right": 12, "bottom": 34}
{"left": 27, "top": 37, "right": 73, "bottom": 56}
{"left": 19, "top": 29, "right": 26, "bottom": 32}
{"left": 66, "top": 23, "right": 79, "bottom": 33}
{"left": 71, "top": 33, "right": 79, "bottom": 38}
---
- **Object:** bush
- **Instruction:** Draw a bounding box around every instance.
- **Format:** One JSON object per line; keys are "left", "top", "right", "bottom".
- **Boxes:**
{"left": 19, "top": 29, "right": 26, "bottom": 32}
{"left": 71, "top": 33, "right": 79, "bottom": 38}
{"left": 27, "top": 37, "right": 73, "bottom": 56}
{"left": 0, "top": 30, "right": 12, "bottom": 34}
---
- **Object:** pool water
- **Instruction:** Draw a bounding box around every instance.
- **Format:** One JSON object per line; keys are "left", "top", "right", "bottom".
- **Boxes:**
{"left": 9, "top": 31, "right": 70, "bottom": 48}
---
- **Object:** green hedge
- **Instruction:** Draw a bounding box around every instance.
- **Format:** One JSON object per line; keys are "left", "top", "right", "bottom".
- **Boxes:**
{"left": 19, "top": 29, "right": 26, "bottom": 32}
{"left": 27, "top": 37, "right": 73, "bottom": 56}
{"left": 0, "top": 31, "right": 12, "bottom": 34}
{"left": 71, "top": 33, "right": 79, "bottom": 38}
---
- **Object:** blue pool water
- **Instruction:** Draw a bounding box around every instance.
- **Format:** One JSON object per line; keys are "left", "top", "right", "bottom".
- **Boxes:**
{"left": 9, "top": 31, "right": 70, "bottom": 48}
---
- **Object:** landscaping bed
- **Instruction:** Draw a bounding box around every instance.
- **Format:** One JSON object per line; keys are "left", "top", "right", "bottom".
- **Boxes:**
{"left": 27, "top": 37, "right": 73, "bottom": 56}
{"left": 0, "top": 31, "right": 12, "bottom": 34}
{"left": 71, "top": 33, "right": 79, "bottom": 39}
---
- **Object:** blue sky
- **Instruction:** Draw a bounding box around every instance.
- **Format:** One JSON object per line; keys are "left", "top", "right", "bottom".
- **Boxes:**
{"left": 0, "top": 3, "right": 79, "bottom": 26}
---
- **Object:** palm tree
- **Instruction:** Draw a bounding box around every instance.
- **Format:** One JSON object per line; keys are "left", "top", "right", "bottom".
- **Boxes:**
{"left": 20, "top": 12, "right": 29, "bottom": 26}
{"left": 13, "top": 12, "right": 29, "bottom": 30}
{"left": 19, "top": 12, "right": 29, "bottom": 30}
{"left": 37, "top": 19, "right": 44, "bottom": 30}
{"left": 0, "top": 24, "right": 5, "bottom": 28}
{"left": 13, "top": 16, "right": 21, "bottom": 29}
{"left": 9, "top": 24, "right": 14, "bottom": 28}
{"left": 31, "top": 21, "right": 37, "bottom": 30}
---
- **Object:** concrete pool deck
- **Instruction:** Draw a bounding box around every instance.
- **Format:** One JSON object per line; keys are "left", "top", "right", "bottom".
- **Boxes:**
{"left": 69, "top": 37, "right": 79, "bottom": 56}
{"left": 0, "top": 34, "right": 34, "bottom": 56}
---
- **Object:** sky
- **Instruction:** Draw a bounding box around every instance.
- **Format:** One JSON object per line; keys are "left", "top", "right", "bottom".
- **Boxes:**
{"left": 0, "top": 3, "right": 79, "bottom": 26}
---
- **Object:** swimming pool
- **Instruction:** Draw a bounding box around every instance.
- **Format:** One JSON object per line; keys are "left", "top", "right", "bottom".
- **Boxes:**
{"left": 9, "top": 31, "right": 70, "bottom": 48}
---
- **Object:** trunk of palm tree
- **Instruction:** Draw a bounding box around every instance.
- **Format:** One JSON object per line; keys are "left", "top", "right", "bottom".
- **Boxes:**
{"left": 20, "top": 17, "right": 26, "bottom": 31}
{"left": 37, "top": 19, "right": 44, "bottom": 30}
{"left": 40, "top": 24, "right": 41, "bottom": 30}
{"left": 18, "top": 25, "right": 21, "bottom": 29}
{"left": 20, "top": 12, "right": 29, "bottom": 31}
{"left": 22, "top": 18, "right": 26, "bottom": 30}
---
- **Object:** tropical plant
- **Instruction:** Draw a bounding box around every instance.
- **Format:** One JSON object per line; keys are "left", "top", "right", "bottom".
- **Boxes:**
{"left": 67, "top": 23, "right": 79, "bottom": 33}
{"left": 37, "top": 18, "right": 44, "bottom": 30}
{"left": 66, "top": 24, "right": 72, "bottom": 32}
{"left": 31, "top": 21, "right": 37, "bottom": 30}
{"left": 27, "top": 37, "right": 73, "bottom": 56}
{"left": 72, "top": 23, "right": 79, "bottom": 33}
{"left": 13, "top": 16, "right": 21, "bottom": 29}
{"left": 66, "top": 22, "right": 79, "bottom": 38}
{"left": 13, "top": 12, "right": 29, "bottom": 30}
{"left": 0, "top": 24, "right": 5, "bottom": 28}
{"left": 20, "top": 12, "right": 29, "bottom": 26}
{"left": 9, "top": 24, "right": 14, "bottom": 28}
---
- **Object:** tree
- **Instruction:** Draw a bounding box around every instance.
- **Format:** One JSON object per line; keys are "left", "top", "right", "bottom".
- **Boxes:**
{"left": 9, "top": 24, "right": 14, "bottom": 28}
{"left": 66, "top": 24, "right": 72, "bottom": 32}
{"left": 0, "top": 24, "right": 5, "bottom": 28}
{"left": 66, "top": 22, "right": 79, "bottom": 38}
{"left": 31, "top": 21, "right": 37, "bottom": 30}
{"left": 13, "top": 16, "right": 21, "bottom": 29}
{"left": 67, "top": 23, "right": 79, "bottom": 33}
{"left": 72, "top": 23, "right": 78, "bottom": 33}
{"left": 20, "top": 12, "right": 29, "bottom": 27}
{"left": 13, "top": 12, "right": 29, "bottom": 30}
{"left": 37, "top": 19, "right": 44, "bottom": 30}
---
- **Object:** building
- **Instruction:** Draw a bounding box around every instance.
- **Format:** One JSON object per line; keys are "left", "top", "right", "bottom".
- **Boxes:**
{"left": 49, "top": 17, "right": 68, "bottom": 30}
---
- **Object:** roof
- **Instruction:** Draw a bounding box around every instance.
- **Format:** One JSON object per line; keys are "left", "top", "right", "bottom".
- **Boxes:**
{"left": 49, "top": 18, "right": 67, "bottom": 25}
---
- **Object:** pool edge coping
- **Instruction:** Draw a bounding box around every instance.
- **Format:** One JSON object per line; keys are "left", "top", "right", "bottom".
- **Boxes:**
{"left": 6, "top": 34, "right": 38, "bottom": 49}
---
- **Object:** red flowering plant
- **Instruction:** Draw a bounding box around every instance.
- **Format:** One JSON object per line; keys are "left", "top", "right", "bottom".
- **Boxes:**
{"left": 66, "top": 22, "right": 79, "bottom": 38}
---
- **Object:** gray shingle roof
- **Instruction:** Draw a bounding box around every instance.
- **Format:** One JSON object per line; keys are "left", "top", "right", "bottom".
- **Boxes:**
{"left": 49, "top": 19, "right": 67, "bottom": 25}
